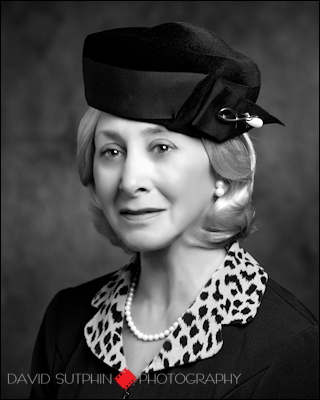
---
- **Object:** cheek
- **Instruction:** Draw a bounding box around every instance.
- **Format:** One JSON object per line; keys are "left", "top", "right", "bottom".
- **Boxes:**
{"left": 93, "top": 162, "right": 120, "bottom": 210}
{"left": 183, "top": 170, "right": 213, "bottom": 210}
{"left": 161, "top": 156, "right": 215, "bottom": 210}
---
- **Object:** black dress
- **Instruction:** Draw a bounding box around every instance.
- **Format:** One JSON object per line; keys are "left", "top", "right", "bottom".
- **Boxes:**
{"left": 29, "top": 241, "right": 319, "bottom": 399}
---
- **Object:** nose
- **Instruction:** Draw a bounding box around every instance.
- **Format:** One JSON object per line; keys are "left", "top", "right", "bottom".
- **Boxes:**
{"left": 119, "top": 150, "right": 152, "bottom": 197}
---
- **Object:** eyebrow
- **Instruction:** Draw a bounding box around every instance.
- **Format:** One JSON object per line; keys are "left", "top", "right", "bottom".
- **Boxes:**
{"left": 96, "top": 126, "right": 169, "bottom": 139}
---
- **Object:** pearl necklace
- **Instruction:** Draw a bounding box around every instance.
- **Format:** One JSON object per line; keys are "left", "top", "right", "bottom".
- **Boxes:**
{"left": 124, "top": 272, "right": 182, "bottom": 341}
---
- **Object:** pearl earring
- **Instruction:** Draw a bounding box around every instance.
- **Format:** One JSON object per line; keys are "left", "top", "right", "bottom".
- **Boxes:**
{"left": 215, "top": 180, "right": 225, "bottom": 197}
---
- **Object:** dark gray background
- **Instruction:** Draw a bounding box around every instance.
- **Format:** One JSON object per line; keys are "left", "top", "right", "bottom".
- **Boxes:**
{"left": 1, "top": 1, "right": 319, "bottom": 398}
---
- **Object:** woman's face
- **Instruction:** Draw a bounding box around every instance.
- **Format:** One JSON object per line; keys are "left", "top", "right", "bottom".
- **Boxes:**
{"left": 93, "top": 112, "right": 217, "bottom": 252}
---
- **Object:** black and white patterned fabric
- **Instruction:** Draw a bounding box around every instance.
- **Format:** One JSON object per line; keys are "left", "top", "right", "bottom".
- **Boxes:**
{"left": 84, "top": 241, "right": 268, "bottom": 374}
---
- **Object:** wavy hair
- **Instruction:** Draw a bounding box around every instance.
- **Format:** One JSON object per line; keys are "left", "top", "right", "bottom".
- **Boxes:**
{"left": 77, "top": 107, "right": 258, "bottom": 253}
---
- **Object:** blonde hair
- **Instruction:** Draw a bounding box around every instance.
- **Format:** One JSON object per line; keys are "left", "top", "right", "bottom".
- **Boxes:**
{"left": 77, "top": 107, "right": 257, "bottom": 252}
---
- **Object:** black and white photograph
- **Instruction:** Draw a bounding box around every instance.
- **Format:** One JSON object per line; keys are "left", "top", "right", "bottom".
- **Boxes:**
{"left": 1, "top": 1, "right": 319, "bottom": 399}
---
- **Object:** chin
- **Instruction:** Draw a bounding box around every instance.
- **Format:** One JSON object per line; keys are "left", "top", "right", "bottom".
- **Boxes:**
{"left": 120, "top": 232, "right": 176, "bottom": 253}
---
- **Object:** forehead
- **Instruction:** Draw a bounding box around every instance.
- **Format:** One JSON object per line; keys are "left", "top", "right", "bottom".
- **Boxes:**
{"left": 95, "top": 112, "right": 169, "bottom": 138}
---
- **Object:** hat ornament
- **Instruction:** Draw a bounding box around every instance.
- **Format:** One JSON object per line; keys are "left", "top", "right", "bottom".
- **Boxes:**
{"left": 218, "top": 107, "right": 264, "bottom": 129}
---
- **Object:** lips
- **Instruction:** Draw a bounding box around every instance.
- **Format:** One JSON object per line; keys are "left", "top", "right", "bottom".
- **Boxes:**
{"left": 120, "top": 208, "right": 165, "bottom": 215}
{"left": 119, "top": 207, "right": 165, "bottom": 222}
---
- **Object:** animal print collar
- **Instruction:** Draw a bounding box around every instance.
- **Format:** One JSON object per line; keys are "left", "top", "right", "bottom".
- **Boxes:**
{"left": 84, "top": 241, "right": 268, "bottom": 374}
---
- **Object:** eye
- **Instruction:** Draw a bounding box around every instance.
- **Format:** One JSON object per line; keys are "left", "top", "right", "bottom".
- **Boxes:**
{"left": 102, "top": 148, "right": 124, "bottom": 158}
{"left": 152, "top": 143, "right": 174, "bottom": 154}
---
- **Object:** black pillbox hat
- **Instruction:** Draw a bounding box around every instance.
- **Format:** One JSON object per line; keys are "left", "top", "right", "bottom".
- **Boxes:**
{"left": 83, "top": 22, "right": 284, "bottom": 142}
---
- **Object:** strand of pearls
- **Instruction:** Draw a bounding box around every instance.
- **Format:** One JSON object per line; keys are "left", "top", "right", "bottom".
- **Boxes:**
{"left": 124, "top": 273, "right": 182, "bottom": 341}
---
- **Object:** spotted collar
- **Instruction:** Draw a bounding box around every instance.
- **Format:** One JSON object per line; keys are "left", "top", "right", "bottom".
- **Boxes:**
{"left": 84, "top": 241, "right": 268, "bottom": 374}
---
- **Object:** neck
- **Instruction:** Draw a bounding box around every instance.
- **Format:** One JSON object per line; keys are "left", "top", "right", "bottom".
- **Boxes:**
{"left": 133, "top": 238, "right": 227, "bottom": 319}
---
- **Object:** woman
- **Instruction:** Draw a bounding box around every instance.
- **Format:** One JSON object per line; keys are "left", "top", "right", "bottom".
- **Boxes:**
{"left": 30, "top": 22, "right": 319, "bottom": 399}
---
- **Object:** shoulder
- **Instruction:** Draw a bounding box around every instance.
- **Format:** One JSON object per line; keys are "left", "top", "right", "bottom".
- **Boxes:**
{"left": 247, "top": 278, "right": 319, "bottom": 398}
{"left": 240, "top": 276, "right": 319, "bottom": 350}
{"left": 42, "top": 269, "right": 123, "bottom": 336}
{"left": 222, "top": 275, "right": 318, "bottom": 360}
{"left": 49, "top": 269, "right": 120, "bottom": 309}
{"left": 261, "top": 277, "right": 318, "bottom": 330}
{"left": 217, "top": 277, "right": 319, "bottom": 398}
{"left": 259, "top": 276, "right": 319, "bottom": 358}
{"left": 222, "top": 275, "right": 319, "bottom": 372}
{"left": 33, "top": 269, "right": 125, "bottom": 370}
